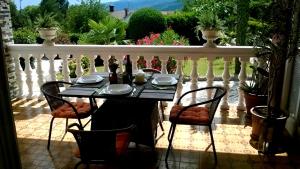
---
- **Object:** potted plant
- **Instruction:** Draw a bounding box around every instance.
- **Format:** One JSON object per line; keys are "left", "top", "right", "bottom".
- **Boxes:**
{"left": 241, "top": 62, "right": 268, "bottom": 126}
{"left": 34, "top": 13, "right": 59, "bottom": 46}
{"left": 195, "top": 11, "right": 222, "bottom": 47}
{"left": 249, "top": 0, "right": 300, "bottom": 154}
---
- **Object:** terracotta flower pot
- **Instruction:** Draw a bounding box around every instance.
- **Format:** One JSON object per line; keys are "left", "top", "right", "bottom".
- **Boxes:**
{"left": 244, "top": 92, "right": 267, "bottom": 124}
{"left": 250, "top": 106, "right": 287, "bottom": 150}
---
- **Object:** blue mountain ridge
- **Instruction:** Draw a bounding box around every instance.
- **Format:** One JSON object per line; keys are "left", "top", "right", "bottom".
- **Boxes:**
{"left": 104, "top": 0, "right": 183, "bottom": 11}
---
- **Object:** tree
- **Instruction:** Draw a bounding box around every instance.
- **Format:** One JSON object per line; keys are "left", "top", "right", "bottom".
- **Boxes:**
{"left": 235, "top": 0, "right": 250, "bottom": 77}
{"left": 39, "top": 0, "right": 69, "bottom": 24}
{"left": 66, "top": 0, "right": 108, "bottom": 33}
{"left": 127, "top": 8, "right": 166, "bottom": 41}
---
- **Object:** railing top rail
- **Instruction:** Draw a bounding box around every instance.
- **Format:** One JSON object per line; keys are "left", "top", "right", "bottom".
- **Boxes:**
{"left": 7, "top": 44, "right": 255, "bottom": 57}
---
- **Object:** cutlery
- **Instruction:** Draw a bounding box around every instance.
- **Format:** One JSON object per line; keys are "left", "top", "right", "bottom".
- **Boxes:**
{"left": 151, "top": 85, "right": 175, "bottom": 90}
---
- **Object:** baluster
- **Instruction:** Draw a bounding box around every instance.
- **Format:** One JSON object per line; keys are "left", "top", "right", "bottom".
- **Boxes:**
{"left": 190, "top": 57, "right": 199, "bottom": 91}
{"left": 14, "top": 54, "right": 23, "bottom": 98}
{"left": 131, "top": 54, "right": 138, "bottom": 72}
{"left": 190, "top": 57, "right": 199, "bottom": 104}
{"left": 89, "top": 55, "right": 97, "bottom": 74}
{"left": 237, "top": 58, "right": 247, "bottom": 110}
{"left": 115, "top": 55, "right": 123, "bottom": 73}
{"left": 221, "top": 59, "right": 231, "bottom": 110}
{"left": 48, "top": 54, "right": 56, "bottom": 81}
{"left": 24, "top": 54, "right": 33, "bottom": 99}
{"left": 175, "top": 57, "right": 183, "bottom": 103}
{"left": 206, "top": 57, "right": 215, "bottom": 100}
{"left": 160, "top": 56, "right": 168, "bottom": 74}
{"left": 145, "top": 55, "right": 152, "bottom": 68}
{"left": 102, "top": 54, "right": 109, "bottom": 72}
{"left": 75, "top": 54, "right": 83, "bottom": 77}
{"left": 62, "top": 54, "right": 70, "bottom": 82}
{"left": 36, "top": 54, "right": 44, "bottom": 100}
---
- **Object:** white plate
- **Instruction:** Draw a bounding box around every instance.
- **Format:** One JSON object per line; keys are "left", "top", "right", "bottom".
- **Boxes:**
{"left": 152, "top": 76, "right": 178, "bottom": 86}
{"left": 103, "top": 84, "right": 133, "bottom": 95}
{"left": 76, "top": 75, "right": 104, "bottom": 84}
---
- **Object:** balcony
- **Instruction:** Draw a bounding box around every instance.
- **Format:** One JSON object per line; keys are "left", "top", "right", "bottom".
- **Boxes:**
{"left": 8, "top": 44, "right": 300, "bottom": 168}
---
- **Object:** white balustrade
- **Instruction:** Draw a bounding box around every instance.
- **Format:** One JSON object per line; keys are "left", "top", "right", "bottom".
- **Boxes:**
{"left": 75, "top": 54, "right": 83, "bottom": 77}
{"left": 221, "top": 58, "right": 231, "bottom": 110}
{"left": 13, "top": 53, "right": 23, "bottom": 98}
{"left": 7, "top": 44, "right": 254, "bottom": 110}
{"left": 206, "top": 57, "right": 215, "bottom": 101}
{"left": 175, "top": 56, "right": 184, "bottom": 103}
{"left": 237, "top": 57, "right": 248, "bottom": 110}
{"left": 62, "top": 54, "right": 70, "bottom": 82}
{"left": 36, "top": 54, "right": 44, "bottom": 100}
{"left": 24, "top": 54, "right": 33, "bottom": 99}
{"left": 88, "top": 55, "right": 97, "bottom": 74}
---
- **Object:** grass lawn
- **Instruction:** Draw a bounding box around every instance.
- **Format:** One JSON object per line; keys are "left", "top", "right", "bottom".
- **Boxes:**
{"left": 182, "top": 58, "right": 252, "bottom": 77}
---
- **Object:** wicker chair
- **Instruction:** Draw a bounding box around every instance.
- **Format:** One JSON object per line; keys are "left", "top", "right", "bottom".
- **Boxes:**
{"left": 41, "top": 81, "right": 97, "bottom": 150}
{"left": 165, "top": 86, "right": 226, "bottom": 164}
{"left": 68, "top": 123, "right": 135, "bottom": 169}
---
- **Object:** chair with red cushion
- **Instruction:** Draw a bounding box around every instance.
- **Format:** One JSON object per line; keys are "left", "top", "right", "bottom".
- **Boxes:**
{"left": 41, "top": 81, "right": 97, "bottom": 150}
{"left": 165, "top": 86, "right": 226, "bottom": 164}
{"left": 67, "top": 123, "right": 135, "bottom": 169}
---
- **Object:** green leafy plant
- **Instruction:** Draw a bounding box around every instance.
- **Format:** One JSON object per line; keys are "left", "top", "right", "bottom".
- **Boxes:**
{"left": 196, "top": 11, "right": 222, "bottom": 31}
{"left": 240, "top": 61, "right": 268, "bottom": 95}
{"left": 79, "top": 16, "right": 126, "bottom": 45}
{"left": 165, "top": 11, "right": 201, "bottom": 45}
{"left": 68, "top": 56, "right": 90, "bottom": 78}
{"left": 34, "top": 12, "right": 59, "bottom": 29}
{"left": 13, "top": 28, "right": 37, "bottom": 44}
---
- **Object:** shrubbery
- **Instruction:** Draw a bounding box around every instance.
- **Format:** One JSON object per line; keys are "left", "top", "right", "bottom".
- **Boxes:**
{"left": 68, "top": 56, "right": 90, "bottom": 78}
{"left": 13, "top": 28, "right": 37, "bottom": 44}
{"left": 127, "top": 8, "right": 166, "bottom": 41}
{"left": 165, "top": 12, "right": 202, "bottom": 45}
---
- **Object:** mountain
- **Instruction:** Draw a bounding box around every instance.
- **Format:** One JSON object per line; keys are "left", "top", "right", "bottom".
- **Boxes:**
{"left": 104, "top": 0, "right": 183, "bottom": 11}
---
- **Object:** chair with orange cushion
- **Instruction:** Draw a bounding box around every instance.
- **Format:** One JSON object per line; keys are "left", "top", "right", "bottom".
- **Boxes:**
{"left": 67, "top": 123, "right": 135, "bottom": 169}
{"left": 41, "top": 81, "right": 97, "bottom": 150}
{"left": 165, "top": 86, "right": 226, "bottom": 164}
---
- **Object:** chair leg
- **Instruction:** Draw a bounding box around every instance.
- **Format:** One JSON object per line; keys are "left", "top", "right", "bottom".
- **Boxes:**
{"left": 167, "top": 124, "right": 174, "bottom": 142}
{"left": 159, "top": 101, "right": 165, "bottom": 121}
{"left": 65, "top": 118, "right": 69, "bottom": 133}
{"left": 47, "top": 117, "right": 55, "bottom": 150}
{"left": 165, "top": 124, "right": 176, "bottom": 163}
{"left": 158, "top": 117, "right": 164, "bottom": 131}
{"left": 209, "top": 126, "right": 217, "bottom": 163}
{"left": 74, "top": 161, "right": 83, "bottom": 169}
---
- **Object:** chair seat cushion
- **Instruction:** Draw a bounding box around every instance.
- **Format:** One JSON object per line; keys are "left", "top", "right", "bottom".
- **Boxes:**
{"left": 51, "top": 102, "right": 91, "bottom": 118}
{"left": 73, "top": 132, "right": 130, "bottom": 158}
{"left": 169, "top": 105, "right": 209, "bottom": 124}
{"left": 116, "top": 132, "right": 130, "bottom": 156}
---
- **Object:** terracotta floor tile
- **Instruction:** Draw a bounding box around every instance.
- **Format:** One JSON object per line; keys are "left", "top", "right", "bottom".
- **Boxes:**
{"left": 12, "top": 86, "right": 300, "bottom": 169}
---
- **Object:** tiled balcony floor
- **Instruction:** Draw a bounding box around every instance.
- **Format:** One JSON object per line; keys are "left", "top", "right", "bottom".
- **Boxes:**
{"left": 13, "top": 90, "right": 300, "bottom": 169}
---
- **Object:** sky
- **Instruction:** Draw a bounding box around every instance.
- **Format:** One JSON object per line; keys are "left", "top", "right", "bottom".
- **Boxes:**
{"left": 13, "top": 0, "right": 119, "bottom": 9}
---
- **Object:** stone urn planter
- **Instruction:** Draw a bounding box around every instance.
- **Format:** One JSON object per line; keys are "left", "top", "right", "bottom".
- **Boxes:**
{"left": 201, "top": 30, "right": 219, "bottom": 48}
{"left": 37, "top": 27, "right": 58, "bottom": 46}
{"left": 250, "top": 106, "right": 287, "bottom": 153}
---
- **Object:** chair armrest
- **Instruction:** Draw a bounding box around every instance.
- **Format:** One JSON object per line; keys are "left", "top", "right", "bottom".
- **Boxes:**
{"left": 68, "top": 123, "right": 83, "bottom": 130}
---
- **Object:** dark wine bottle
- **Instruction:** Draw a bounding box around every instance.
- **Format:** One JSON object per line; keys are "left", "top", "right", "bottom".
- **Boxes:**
{"left": 123, "top": 55, "right": 132, "bottom": 84}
